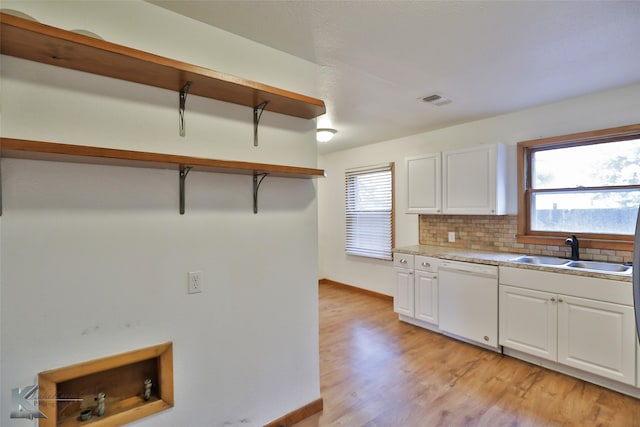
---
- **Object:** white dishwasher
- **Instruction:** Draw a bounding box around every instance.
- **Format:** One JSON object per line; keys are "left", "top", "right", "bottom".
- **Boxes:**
{"left": 438, "top": 260, "right": 499, "bottom": 350}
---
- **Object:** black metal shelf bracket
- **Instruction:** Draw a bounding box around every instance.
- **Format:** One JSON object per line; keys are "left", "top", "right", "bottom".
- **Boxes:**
{"left": 253, "top": 101, "right": 269, "bottom": 147}
{"left": 253, "top": 172, "right": 269, "bottom": 214}
{"left": 179, "top": 82, "right": 193, "bottom": 137}
{"left": 179, "top": 166, "right": 192, "bottom": 215}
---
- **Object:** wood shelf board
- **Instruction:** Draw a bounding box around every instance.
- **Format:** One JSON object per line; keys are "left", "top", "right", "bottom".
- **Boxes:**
{"left": 0, "top": 138, "right": 326, "bottom": 179}
{"left": 57, "top": 396, "right": 166, "bottom": 427}
{"left": 57, "top": 400, "right": 171, "bottom": 427}
{"left": 0, "top": 12, "right": 325, "bottom": 119}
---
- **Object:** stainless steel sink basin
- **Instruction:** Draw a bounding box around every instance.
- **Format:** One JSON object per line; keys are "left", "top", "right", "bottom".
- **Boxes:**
{"left": 564, "top": 260, "right": 631, "bottom": 273}
{"left": 509, "top": 255, "right": 631, "bottom": 275}
{"left": 509, "top": 255, "right": 570, "bottom": 266}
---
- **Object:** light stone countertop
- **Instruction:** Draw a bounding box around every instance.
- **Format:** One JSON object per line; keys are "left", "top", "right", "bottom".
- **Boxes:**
{"left": 393, "top": 245, "right": 632, "bottom": 282}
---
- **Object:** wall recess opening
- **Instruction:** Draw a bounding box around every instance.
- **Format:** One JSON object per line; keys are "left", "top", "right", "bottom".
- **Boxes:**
{"left": 37, "top": 342, "right": 173, "bottom": 426}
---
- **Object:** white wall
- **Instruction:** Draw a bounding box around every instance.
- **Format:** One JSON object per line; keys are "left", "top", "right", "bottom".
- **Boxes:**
{"left": 318, "top": 83, "right": 640, "bottom": 296}
{"left": 1, "top": 2, "right": 320, "bottom": 426}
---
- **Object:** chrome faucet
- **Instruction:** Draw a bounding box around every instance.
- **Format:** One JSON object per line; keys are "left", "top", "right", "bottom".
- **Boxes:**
{"left": 565, "top": 234, "right": 580, "bottom": 260}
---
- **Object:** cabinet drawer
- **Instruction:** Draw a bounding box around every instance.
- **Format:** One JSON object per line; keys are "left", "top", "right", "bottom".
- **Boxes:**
{"left": 394, "top": 254, "right": 414, "bottom": 269}
{"left": 415, "top": 256, "right": 439, "bottom": 272}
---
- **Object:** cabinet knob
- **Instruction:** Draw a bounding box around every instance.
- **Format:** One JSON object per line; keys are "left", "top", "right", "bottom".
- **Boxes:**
{"left": 550, "top": 297, "right": 556, "bottom": 302}
{"left": 421, "top": 262, "right": 430, "bottom": 267}
{"left": 400, "top": 259, "right": 407, "bottom": 264}
{"left": 558, "top": 298, "right": 564, "bottom": 303}
{"left": 483, "top": 336, "right": 489, "bottom": 342}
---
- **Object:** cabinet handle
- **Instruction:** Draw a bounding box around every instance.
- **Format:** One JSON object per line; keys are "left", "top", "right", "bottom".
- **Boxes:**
{"left": 400, "top": 259, "right": 407, "bottom": 264}
{"left": 408, "top": 272, "right": 413, "bottom": 275}
{"left": 421, "top": 262, "right": 430, "bottom": 267}
{"left": 550, "top": 297, "right": 556, "bottom": 302}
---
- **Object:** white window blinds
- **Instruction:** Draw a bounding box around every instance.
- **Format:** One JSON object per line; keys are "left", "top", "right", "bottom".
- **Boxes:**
{"left": 345, "top": 163, "right": 394, "bottom": 260}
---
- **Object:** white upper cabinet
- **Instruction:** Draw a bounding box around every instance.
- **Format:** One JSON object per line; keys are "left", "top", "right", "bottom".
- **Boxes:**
{"left": 442, "top": 144, "right": 507, "bottom": 215}
{"left": 406, "top": 144, "right": 510, "bottom": 215}
{"left": 406, "top": 154, "right": 441, "bottom": 214}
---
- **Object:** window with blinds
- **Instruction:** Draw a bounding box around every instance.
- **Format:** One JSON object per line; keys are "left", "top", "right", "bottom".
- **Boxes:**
{"left": 345, "top": 163, "right": 394, "bottom": 260}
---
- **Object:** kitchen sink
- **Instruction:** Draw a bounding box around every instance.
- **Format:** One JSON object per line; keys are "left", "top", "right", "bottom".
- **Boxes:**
{"left": 509, "top": 255, "right": 570, "bottom": 266}
{"left": 509, "top": 256, "right": 631, "bottom": 274}
{"left": 564, "top": 260, "right": 631, "bottom": 273}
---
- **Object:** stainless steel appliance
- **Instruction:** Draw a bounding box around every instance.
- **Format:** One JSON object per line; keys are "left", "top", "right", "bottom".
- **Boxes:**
{"left": 634, "top": 207, "right": 640, "bottom": 339}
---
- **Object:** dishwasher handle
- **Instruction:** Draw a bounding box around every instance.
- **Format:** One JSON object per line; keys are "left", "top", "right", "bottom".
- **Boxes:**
{"left": 440, "top": 261, "right": 497, "bottom": 278}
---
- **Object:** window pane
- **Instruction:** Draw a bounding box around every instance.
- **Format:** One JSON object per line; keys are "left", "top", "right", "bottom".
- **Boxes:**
{"left": 345, "top": 165, "right": 393, "bottom": 260}
{"left": 346, "top": 212, "right": 392, "bottom": 258}
{"left": 346, "top": 172, "right": 392, "bottom": 211}
{"left": 533, "top": 138, "right": 640, "bottom": 189}
{"left": 531, "top": 190, "right": 640, "bottom": 234}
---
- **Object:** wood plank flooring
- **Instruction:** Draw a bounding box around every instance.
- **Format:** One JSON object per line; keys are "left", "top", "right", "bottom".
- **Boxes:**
{"left": 294, "top": 283, "right": 640, "bottom": 426}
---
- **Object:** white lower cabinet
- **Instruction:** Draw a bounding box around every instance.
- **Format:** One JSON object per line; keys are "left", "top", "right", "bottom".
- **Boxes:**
{"left": 414, "top": 268, "right": 438, "bottom": 324}
{"left": 499, "top": 285, "right": 557, "bottom": 360}
{"left": 394, "top": 254, "right": 438, "bottom": 326}
{"left": 557, "top": 295, "right": 635, "bottom": 384}
{"left": 393, "top": 255, "right": 414, "bottom": 317}
{"left": 499, "top": 280, "right": 636, "bottom": 386}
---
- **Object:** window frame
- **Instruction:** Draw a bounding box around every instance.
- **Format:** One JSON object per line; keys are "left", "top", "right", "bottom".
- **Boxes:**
{"left": 345, "top": 162, "right": 395, "bottom": 261}
{"left": 517, "top": 123, "right": 640, "bottom": 252}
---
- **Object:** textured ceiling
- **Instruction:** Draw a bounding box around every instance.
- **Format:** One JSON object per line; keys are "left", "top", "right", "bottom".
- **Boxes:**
{"left": 149, "top": 1, "right": 640, "bottom": 153}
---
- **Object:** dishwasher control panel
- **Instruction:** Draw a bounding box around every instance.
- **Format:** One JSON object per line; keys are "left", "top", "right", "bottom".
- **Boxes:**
{"left": 439, "top": 260, "right": 497, "bottom": 278}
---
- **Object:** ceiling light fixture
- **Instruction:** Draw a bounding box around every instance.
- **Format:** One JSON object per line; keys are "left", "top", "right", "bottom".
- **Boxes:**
{"left": 420, "top": 93, "right": 452, "bottom": 106}
{"left": 316, "top": 128, "right": 337, "bottom": 143}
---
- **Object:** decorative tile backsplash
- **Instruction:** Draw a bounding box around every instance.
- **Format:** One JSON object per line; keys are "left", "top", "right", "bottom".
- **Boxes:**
{"left": 418, "top": 215, "right": 633, "bottom": 263}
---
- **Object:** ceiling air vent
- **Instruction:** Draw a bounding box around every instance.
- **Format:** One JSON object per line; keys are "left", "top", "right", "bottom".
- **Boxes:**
{"left": 420, "top": 93, "right": 452, "bottom": 106}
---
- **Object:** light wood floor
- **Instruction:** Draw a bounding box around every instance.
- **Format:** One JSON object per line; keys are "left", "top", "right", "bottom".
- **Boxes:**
{"left": 295, "top": 283, "right": 640, "bottom": 426}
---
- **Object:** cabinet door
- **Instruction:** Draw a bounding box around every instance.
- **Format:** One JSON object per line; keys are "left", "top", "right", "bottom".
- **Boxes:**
{"left": 442, "top": 145, "right": 498, "bottom": 214}
{"left": 394, "top": 268, "right": 414, "bottom": 317}
{"left": 558, "top": 295, "right": 636, "bottom": 385}
{"left": 499, "top": 285, "right": 557, "bottom": 361}
{"left": 406, "top": 154, "right": 441, "bottom": 214}
{"left": 415, "top": 270, "right": 438, "bottom": 325}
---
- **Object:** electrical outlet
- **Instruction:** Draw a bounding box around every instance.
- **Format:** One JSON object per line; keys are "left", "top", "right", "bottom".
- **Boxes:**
{"left": 188, "top": 271, "right": 203, "bottom": 294}
{"left": 448, "top": 231, "right": 456, "bottom": 243}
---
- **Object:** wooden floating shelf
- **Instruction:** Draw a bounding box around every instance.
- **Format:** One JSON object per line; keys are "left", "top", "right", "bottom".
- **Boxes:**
{"left": 0, "top": 138, "right": 325, "bottom": 214}
{"left": 0, "top": 12, "right": 326, "bottom": 120}
{"left": 0, "top": 138, "right": 326, "bottom": 179}
{"left": 37, "top": 342, "right": 173, "bottom": 427}
{"left": 0, "top": 12, "right": 326, "bottom": 213}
